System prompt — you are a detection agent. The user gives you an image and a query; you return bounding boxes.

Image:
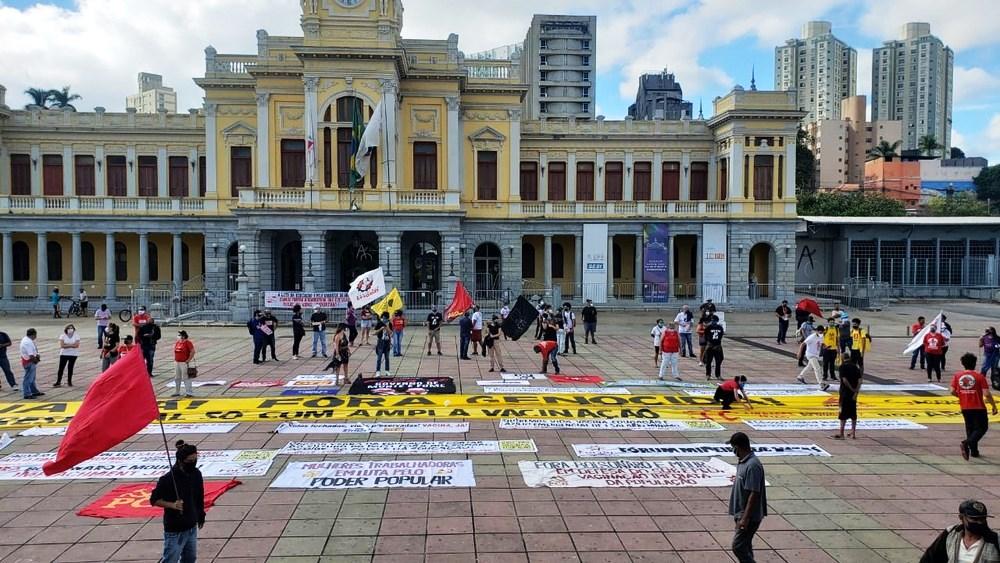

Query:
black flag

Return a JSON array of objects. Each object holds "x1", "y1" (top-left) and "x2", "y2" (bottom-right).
[{"x1": 501, "y1": 295, "x2": 537, "y2": 341}]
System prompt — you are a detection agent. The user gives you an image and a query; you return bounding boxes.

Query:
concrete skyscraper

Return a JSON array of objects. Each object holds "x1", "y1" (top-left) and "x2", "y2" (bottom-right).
[
  {"x1": 871, "y1": 22, "x2": 953, "y2": 154},
  {"x1": 521, "y1": 14, "x2": 596, "y2": 120},
  {"x1": 775, "y1": 21, "x2": 857, "y2": 123}
]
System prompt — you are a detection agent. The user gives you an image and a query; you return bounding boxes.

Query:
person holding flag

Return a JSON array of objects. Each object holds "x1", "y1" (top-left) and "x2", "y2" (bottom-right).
[{"x1": 150, "y1": 440, "x2": 205, "y2": 563}]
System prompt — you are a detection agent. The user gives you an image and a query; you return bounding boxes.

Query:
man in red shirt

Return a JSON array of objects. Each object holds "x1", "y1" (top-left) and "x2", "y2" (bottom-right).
[
  {"x1": 172, "y1": 331, "x2": 196, "y2": 398},
  {"x1": 714, "y1": 375, "x2": 752, "y2": 410},
  {"x1": 951, "y1": 352, "x2": 998, "y2": 460},
  {"x1": 923, "y1": 325, "x2": 946, "y2": 382},
  {"x1": 909, "y1": 316, "x2": 926, "y2": 370},
  {"x1": 132, "y1": 306, "x2": 152, "y2": 338},
  {"x1": 658, "y1": 322, "x2": 682, "y2": 381},
  {"x1": 534, "y1": 340, "x2": 559, "y2": 375}
]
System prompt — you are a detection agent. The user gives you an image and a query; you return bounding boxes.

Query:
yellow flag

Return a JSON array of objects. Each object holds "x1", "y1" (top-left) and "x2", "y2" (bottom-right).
[{"x1": 371, "y1": 288, "x2": 403, "y2": 317}]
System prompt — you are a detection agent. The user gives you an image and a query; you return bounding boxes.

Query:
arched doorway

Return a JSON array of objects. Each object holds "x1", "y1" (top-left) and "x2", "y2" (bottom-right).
[
  {"x1": 748, "y1": 242, "x2": 775, "y2": 299},
  {"x1": 279, "y1": 240, "x2": 302, "y2": 291},
  {"x1": 340, "y1": 234, "x2": 379, "y2": 290},
  {"x1": 474, "y1": 243, "x2": 501, "y2": 299},
  {"x1": 227, "y1": 243, "x2": 239, "y2": 291},
  {"x1": 409, "y1": 242, "x2": 440, "y2": 291}
]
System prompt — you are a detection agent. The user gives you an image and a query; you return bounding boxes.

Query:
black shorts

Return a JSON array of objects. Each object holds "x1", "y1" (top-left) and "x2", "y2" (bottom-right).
[{"x1": 838, "y1": 397, "x2": 857, "y2": 420}]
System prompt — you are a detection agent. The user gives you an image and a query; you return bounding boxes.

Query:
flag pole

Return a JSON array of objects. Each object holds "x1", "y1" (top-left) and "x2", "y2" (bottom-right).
[{"x1": 156, "y1": 414, "x2": 182, "y2": 501}]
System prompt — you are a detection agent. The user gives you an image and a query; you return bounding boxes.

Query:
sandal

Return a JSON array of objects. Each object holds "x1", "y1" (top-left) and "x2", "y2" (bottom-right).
[{"x1": 831, "y1": 434, "x2": 844, "y2": 440}]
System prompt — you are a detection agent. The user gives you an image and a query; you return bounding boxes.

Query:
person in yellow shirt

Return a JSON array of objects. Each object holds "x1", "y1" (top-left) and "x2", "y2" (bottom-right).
[
  {"x1": 821, "y1": 318, "x2": 840, "y2": 381},
  {"x1": 849, "y1": 318, "x2": 872, "y2": 372}
]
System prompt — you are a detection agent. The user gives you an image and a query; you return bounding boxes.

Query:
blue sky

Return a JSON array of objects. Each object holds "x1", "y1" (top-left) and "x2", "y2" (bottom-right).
[{"x1": 1, "y1": 0, "x2": 998, "y2": 161}]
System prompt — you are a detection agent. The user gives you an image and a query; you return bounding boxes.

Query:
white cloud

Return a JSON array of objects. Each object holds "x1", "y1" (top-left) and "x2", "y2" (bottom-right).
[
  {"x1": 951, "y1": 129, "x2": 967, "y2": 150},
  {"x1": 858, "y1": 0, "x2": 1000, "y2": 51},
  {"x1": 953, "y1": 66, "x2": 1000, "y2": 106}
]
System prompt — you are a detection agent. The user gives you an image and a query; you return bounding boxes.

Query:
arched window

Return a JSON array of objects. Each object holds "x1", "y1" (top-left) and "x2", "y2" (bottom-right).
[
  {"x1": 522, "y1": 243, "x2": 536, "y2": 278},
  {"x1": 47, "y1": 241, "x2": 62, "y2": 281},
  {"x1": 115, "y1": 242, "x2": 128, "y2": 282},
  {"x1": 552, "y1": 243, "x2": 565, "y2": 278},
  {"x1": 81, "y1": 241, "x2": 95, "y2": 281},
  {"x1": 148, "y1": 243, "x2": 159, "y2": 281},
  {"x1": 12, "y1": 241, "x2": 29, "y2": 281},
  {"x1": 182, "y1": 243, "x2": 191, "y2": 281}
]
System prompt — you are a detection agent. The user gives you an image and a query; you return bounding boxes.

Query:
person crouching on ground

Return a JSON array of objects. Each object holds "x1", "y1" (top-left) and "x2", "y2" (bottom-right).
[
  {"x1": 534, "y1": 340, "x2": 560, "y2": 375},
  {"x1": 658, "y1": 321, "x2": 682, "y2": 381},
  {"x1": 714, "y1": 375, "x2": 751, "y2": 410}
]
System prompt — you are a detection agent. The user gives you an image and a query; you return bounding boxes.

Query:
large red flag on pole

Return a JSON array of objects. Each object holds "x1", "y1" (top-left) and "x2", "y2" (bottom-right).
[
  {"x1": 445, "y1": 281, "x2": 474, "y2": 322},
  {"x1": 43, "y1": 348, "x2": 160, "y2": 476}
]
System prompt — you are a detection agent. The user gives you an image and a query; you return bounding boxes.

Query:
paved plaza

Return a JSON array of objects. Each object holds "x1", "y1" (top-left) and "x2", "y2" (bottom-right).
[{"x1": 0, "y1": 301, "x2": 997, "y2": 562}]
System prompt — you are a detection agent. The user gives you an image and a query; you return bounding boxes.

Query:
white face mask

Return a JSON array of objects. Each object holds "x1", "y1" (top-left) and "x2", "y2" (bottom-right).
[{"x1": 67, "y1": 329, "x2": 75, "y2": 336}]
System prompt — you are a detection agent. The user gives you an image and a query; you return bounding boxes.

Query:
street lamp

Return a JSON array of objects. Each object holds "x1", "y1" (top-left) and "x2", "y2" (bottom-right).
[
  {"x1": 306, "y1": 245, "x2": 314, "y2": 277},
  {"x1": 449, "y1": 246, "x2": 456, "y2": 277},
  {"x1": 384, "y1": 246, "x2": 391, "y2": 277},
  {"x1": 238, "y1": 244, "x2": 246, "y2": 274}
]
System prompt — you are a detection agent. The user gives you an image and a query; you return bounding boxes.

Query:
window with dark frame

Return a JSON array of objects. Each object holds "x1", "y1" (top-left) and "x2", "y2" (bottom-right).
[
  {"x1": 280, "y1": 139, "x2": 306, "y2": 187},
  {"x1": 47, "y1": 241, "x2": 62, "y2": 281},
  {"x1": 604, "y1": 161, "x2": 623, "y2": 201},
  {"x1": 662, "y1": 161, "x2": 680, "y2": 200},
  {"x1": 74, "y1": 155, "x2": 96, "y2": 196},
  {"x1": 137, "y1": 155, "x2": 157, "y2": 196},
  {"x1": 576, "y1": 161, "x2": 594, "y2": 201},
  {"x1": 168, "y1": 156, "x2": 189, "y2": 197},
  {"x1": 230, "y1": 147, "x2": 253, "y2": 196},
  {"x1": 413, "y1": 142, "x2": 438, "y2": 189},
  {"x1": 10, "y1": 154, "x2": 31, "y2": 195},
  {"x1": 12, "y1": 241, "x2": 29, "y2": 281},
  {"x1": 107, "y1": 156, "x2": 127, "y2": 197},
  {"x1": 519, "y1": 162, "x2": 538, "y2": 200},
  {"x1": 690, "y1": 162, "x2": 708, "y2": 200},
  {"x1": 548, "y1": 161, "x2": 566, "y2": 200},
  {"x1": 43, "y1": 155, "x2": 63, "y2": 196},
  {"x1": 633, "y1": 161, "x2": 651, "y2": 200},
  {"x1": 522, "y1": 243, "x2": 536, "y2": 278},
  {"x1": 477, "y1": 151, "x2": 498, "y2": 200},
  {"x1": 81, "y1": 241, "x2": 95, "y2": 281}
]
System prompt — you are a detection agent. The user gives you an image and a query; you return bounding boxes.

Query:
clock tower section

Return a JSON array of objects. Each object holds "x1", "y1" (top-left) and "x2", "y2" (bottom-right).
[{"x1": 300, "y1": 0, "x2": 403, "y2": 49}]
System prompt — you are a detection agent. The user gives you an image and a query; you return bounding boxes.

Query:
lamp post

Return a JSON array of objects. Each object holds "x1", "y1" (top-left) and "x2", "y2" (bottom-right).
[
  {"x1": 306, "y1": 246, "x2": 314, "y2": 277},
  {"x1": 448, "y1": 246, "x2": 456, "y2": 277},
  {"x1": 384, "y1": 246, "x2": 391, "y2": 277},
  {"x1": 238, "y1": 244, "x2": 246, "y2": 274}
]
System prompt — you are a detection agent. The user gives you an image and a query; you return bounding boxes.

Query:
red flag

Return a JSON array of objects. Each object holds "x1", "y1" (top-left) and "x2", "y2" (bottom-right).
[
  {"x1": 43, "y1": 348, "x2": 160, "y2": 476},
  {"x1": 445, "y1": 281, "x2": 474, "y2": 322},
  {"x1": 77, "y1": 479, "x2": 240, "y2": 519},
  {"x1": 795, "y1": 298, "x2": 824, "y2": 319}
]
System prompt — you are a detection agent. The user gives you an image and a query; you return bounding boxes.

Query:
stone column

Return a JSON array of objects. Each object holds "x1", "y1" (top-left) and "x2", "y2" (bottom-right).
[
  {"x1": 30, "y1": 145, "x2": 40, "y2": 196},
  {"x1": 446, "y1": 97, "x2": 461, "y2": 192},
  {"x1": 567, "y1": 153, "x2": 577, "y2": 201},
  {"x1": 746, "y1": 154, "x2": 756, "y2": 201},
  {"x1": 543, "y1": 235, "x2": 553, "y2": 292},
  {"x1": 126, "y1": 145, "x2": 137, "y2": 197},
  {"x1": 157, "y1": 147, "x2": 169, "y2": 197},
  {"x1": 300, "y1": 231, "x2": 327, "y2": 292},
  {"x1": 730, "y1": 142, "x2": 744, "y2": 200},
  {"x1": 71, "y1": 232, "x2": 82, "y2": 296},
  {"x1": 381, "y1": 79, "x2": 400, "y2": 188},
  {"x1": 36, "y1": 232, "x2": 48, "y2": 300},
  {"x1": 607, "y1": 235, "x2": 614, "y2": 296},
  {"x1": 256, "y1": 93, "x2": 270, "y2": 188},
  {"x1": 189, "y1": 147, "x2": 199, "y2": 196},
  {"x1": 63, "y1": 145, "x2": 74, "y2": 196},
  {"x1": 667, "y1": 234, "x2": 675, "y2": 300},
  {"x1": 105, "y1": 233, "x2": 116, "y2": 301},
  {"x1": 172, "y1": 233, "x2": 183, "y2": 294},
  {"x1": 652, "y1": 151, "x2": 663, "y2": 201},
  {"x1": 695, "y1": 235, "x2": 703, "y2": 299},
  {"x1": 595, "y1": 153, "x2": 606, "y2": 201},
  {"x1": 95, "y1": 145, "x2": 107, "y2": 196},
  {"x1": 574, "y1": 234, "x2": 583, "y2": 296},
  {"x1": 138, "y1": 232, "x2": 150, "y2": 287},
  {"x1": 378, "y1": 231, "x2": 402, "y2": 284},
  {"x1": 680, "y1": 151, "x2": 691, "y2": 200},
  {"x1": 624, "y1": 152, "x2": 634, "y2": 200},
  {"x1": 785, "y1": 137, "x2": 796, "y2": 199},
  {"x1": 204, "y1": 103, "x2": 217, "y2": 195},
  {"x1": 304, "y1": 78, "x2": 319, "y2": 186},
  {"x1": 634, "y1": 234, "x2": 643, "y2": 300},
  {"x1": 442, "y1": 232, "x2": 463, "y2": 307},
  {"x1": 508, "y1": 109, "x2": 521, "y2": 200},
  {"x1": 2, "y1": 232, "x2": 13, "y2": 301},
  {"x1": 539, "y1": 154, "x2": 549, "y2": 200}
]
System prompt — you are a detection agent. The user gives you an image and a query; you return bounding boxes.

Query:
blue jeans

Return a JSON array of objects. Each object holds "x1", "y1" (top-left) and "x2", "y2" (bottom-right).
[
  {"x1": 983, "y1": 352, "x2": 998, "y2": 376},
  {"x1": 548, "y1": 348, "x2": 560, "y2": 373},
  {"x1": 312, "y1": 330, "x2": 327, "y2": 356},
  {"x1": 392, "y1": 331, "x2": 403, "y2": 355},
  {"x1": 459, "y1": 334, "x2": 470, "y2": 358},
  {"x1": 22, "y1": 362, "x2": 39, "y2": 399},
  {"x1": 97, "y1": 325, "x2": 106, "y2": 349},
  {"x1": 376, "y1": 340, "x2": 391, "y2": 373},
  {"x1": 162, "y1": 526, "x2": 197, "y2": 563},
  {"x1": 679, "y1": 333, "x2": 694, "y2": 357},
  {"x1": 0, "y1": 355, "x2": 16, "y2": 387}
]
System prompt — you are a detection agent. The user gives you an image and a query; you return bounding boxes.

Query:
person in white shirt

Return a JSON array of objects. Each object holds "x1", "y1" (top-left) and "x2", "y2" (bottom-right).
[
  {"x1": 95, "y1": 304, "x2": 112, "y2": 349},
  {"x1": 79, "y1": 289, "x2": 89, "y2": 315},
  {"x1": 56, "y1": 324, "x2": 81, "y2": 387},
  {"x1": 499, "y1": 302, "x2": 511, "y2": 340},
  {"x1": 798, "y1": 326, "x2": 830, "y2": 391},
  {"x1": 19, "y1": 329, "x2": 42, "y2": 400},
  {"x1": 674, "y1": 305, "x2": 695, "y2": 358},
  {"x1": 471, "y1": 306, "x2": 484, "y2": 357},
  {"x1": 650, "y1": 319, "x2": 665, "y2": 369},
  {"x1": 562, "y1": 303, "x2": 577, "y2": 354}
]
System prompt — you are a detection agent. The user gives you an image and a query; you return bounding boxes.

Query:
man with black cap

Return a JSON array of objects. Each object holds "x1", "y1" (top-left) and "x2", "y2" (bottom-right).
[
  {"x1": 426, "y1": 305, "x2": 443, "y2": 356},
  {"x1": 921, "y1": 500, "x2": 1000, "y2": 562},
  {"x1": 150, "y1": 440, "x2": 205, "y2": 563},
  {"x1": 727, "y1": 431, "x2": 767, "y2": 563}
]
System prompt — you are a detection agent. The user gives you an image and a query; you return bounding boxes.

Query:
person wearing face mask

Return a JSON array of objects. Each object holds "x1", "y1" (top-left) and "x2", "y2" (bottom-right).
[
  {"x1": 920, "y1": 500, "x2": 1000, "y2": 563},
  {"x1": 924, "y1": 324, "x2": 947, "y2": 382},
  {"x1": 650, "y1": 319, "x2": 665, "y2": 369},
  {"x1": 657, "y1": 322, "x2": 681, "y2": 381},
  {"x1": 727, "y1": 431, "x2": 767, "y2": 563},
  {"x1": 132, "y1": 305, "x2": 151, "y2": 339},
  {"x1": 94, "y1": 303, "x2": 111, "y2": 350},
  {"x1": 138, "y1": 317, "x2": 162, "y2": 377},
  {"x1": 951, "y1": 353, "x2": 998, "y2": 461},
  {"x1": 54, "y1": 324, "x2": 81, "y2": 387},
  {"x1": 373, "y1": 312, "x2": 392, "y2": 376},
  {"x1": 150, "y1": 440, "x2": 205, "y2": 563},
  {"x1": 173, "y1": 331, "x2": 196, "y2": 398}
]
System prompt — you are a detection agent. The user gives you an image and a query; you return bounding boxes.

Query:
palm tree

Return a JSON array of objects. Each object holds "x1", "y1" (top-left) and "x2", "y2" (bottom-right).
[
  {"x1": 48, "y1": 87, "x2": 82, "y2": 111},
  {"x1": 918, "y1": 134, "x2": 943, "y2": 157},
  {"x1": 24, "y1": 87, "x2": 54, "y2": 109},
  {"x1": 867, "y1": 140, "x2": 901, "y2": 161}
]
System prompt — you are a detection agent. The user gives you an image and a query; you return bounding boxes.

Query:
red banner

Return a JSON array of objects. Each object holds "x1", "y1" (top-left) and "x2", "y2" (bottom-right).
[
  {"x1": 77, "y1": 479, "x2": 241, "y2": 519},
  {"x1": 548, "y1": 374, "x2": 605, "y2": 385}
]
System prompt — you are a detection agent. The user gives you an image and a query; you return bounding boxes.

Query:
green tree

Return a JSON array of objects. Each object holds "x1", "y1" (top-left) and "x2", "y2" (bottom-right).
[
  {"x1": 974, "y1": 164, "x2": 1000, "y2": 208},
  {"x1": 918, "y1": 134, "x2": 943, "y2": 157},
  {"x1": 23, "y1": 87, "x2": 54, "y2": 108},
  {"x1": 867, "y1": 140, "x2": 901, "y2": 161},
  {"x1": 797, "y1": 191, "x2": 906, "y2": 217},
  {"x1": 950, "y1": 146, "x2": 966, "y2": 159},
  {"x1": 795, "y1": 128, "x2": 816, "y2": 193},
  {"x1": 48, "y1": 87, "x2": 81, "y2": 111},
  {"x1": 928, "y1": 192, "x2": 989, "y2": 216}
]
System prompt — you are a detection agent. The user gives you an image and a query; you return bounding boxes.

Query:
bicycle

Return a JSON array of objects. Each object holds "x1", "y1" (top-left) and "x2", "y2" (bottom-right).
[
  {"x1": 118, "y1": 307, "x2": 132, "y2": 323},
  {"x1": 66, "y1": 298, "x2": 84, "y2": 317}
]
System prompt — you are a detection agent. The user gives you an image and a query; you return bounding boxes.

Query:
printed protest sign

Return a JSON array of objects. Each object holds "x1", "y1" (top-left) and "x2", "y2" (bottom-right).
[
  {"x1": 498, "y1": 418, "x2": 724, "y2": 431},
  {"x1": 77, "y1": 479, "x2": 240, "y2": 518},
  {"x1": 519, "y1": 458, "x2": 736, "y2": 488},
  {"x1": 573, "y1": 443, "x2": 831, "y2": 458},
  {"x1": 286, "y1": 375, "x2": 339, "y2": 388},
  {"x1": 278, "y1": 439, "x2": 536, "y2": 455},
  {"x1": 744, "y1": 419, "x2": 927, "y2": 431},
  {"x1": 482, "y1": 386, "x2": 630, "y2": 395},
  {"x1": 274, "y1": 422, "x2": 469, "y2": 434},
  {"x1": 0, "y1": 449, "x2": 277, "y2": 480},
  {"x1": 548, "y1": 374, "x2": 604, "y2": 385},
  {"x1": 20, "y1": 423, "x2": 239, "y2": 437},
  {"x1": 684, "y1": 388, "x2": 830, "y2": 397},
  {"x1": 230, "y1": 380, "x2": 285, "y2": 389},
  {"x1": 500, "y1": 373, "x2": 548, "y2": 381},
  {"x1": 271, "y1": 460, "x2": 475, "y2": 489},
  {"x1": 281, "y1": 388, "x2": 340, "y2": 396},
  {"x1": 476, "y1": 380, "x2": 529, "y2": 386},
  {"x1": 162, "y1": 380, "x2": 227, "y2": 389},
  {"x1": 349, "y1": 377, "x2": 456, "y2": 395}
]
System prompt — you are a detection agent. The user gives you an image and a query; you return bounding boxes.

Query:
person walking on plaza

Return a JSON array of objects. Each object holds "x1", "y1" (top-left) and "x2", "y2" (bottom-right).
[
  {"x1": 714, "y1": 375, "x2": 751, "y2": 410},
  {"x1": 696, "y1": 318, "x2": 707, "y2": 366},
  {"x1": 980, "y1": 327, "x2": 1000, "y2": 377},
  {"x1": 19, "y1": 329, "x2": 42, "y2": 400},
  {"x1": 54, "y1": 323, "x2": 81, "y2": 387},
  {"x1": 94, "y1": 304, "x2": 111, "y2": 349},
  {"x1": 0, "y1": 330, "x2": 17, "y2": 390},
  {"x1": 426, "y1": 305, "x2": 443, "y2": 356},
  {"x1": 658, "y1": 322, "x2": 682, "y2": 381},
  {"x1": 850, "y1": 318, "x2": 871, "y2": 372},
  {"x1": 345, "y1": 303, "x2": 358, "y2": 346},
  {"x1": 796, "y1": 316, "x2": 815, "y2": 367},
  {"x1": 833, "y1": 353, "x2": 862, "y2": 440},
  {"x1": 359, "y1": 306, "x2": 373, "y2": 346},
  {"x1": 79, "y1": 288, "x2": 88, "y2": 316},
  {"x1": 150, "y1": 440, "x2": 205, "y2": 563},
  {"x1": 821, "y1": 318, "x2": 839, "y2": 381},
  {"x1": 728, "y1": 431, "x2": 767, "y2": 563},
  {"x1": 941, "y1": 315, "x2": 954, "y2": 371},
  {"x1": 555, "y1": 313, "x2": 566, "y2": 357},
  {"x1": 247, "y1": 310, "x2": 264, "y2": 364},
  {"x1": 838, "y1": 313, "x2": 852, "y2": 354},
  {"x1": 373, "y1": 312, "x2": 392, "y2": 376},
  {"x1": 582, "y1": 299, "x2": 598, "y2": 344},
  {"x1": 261, "y1": 309, "x2": 279, "y2": 361},
  {"x1": 925, "y1": 324, "x2": 947, "y2": 382},
  {"x1": 331, "y1": 323, "x2": 351, "y2": 385},
  {"x1": 486, "y1": 315, "x2": 505, "y2": 372},
  {"x1": 797, "y1": 326, "x2": 830, "y2": 391},
  {"x1": 458, "y1": 310, "x2": 473, "y2": 360},
  {"x1": 562, "y1": 303, "x2": 577, "y2": 354},
  {"x1": 50, "y1": 287, "x2": 62, "y2": 318},
  {"x1": 704, "y1": 315, "x2": 725, "y2": 381},
  {"x1": 534, "y1": 300, "x2": 546, "y2": 339},
  {"x1": 290, "y1": 304, "x2": 306, "y2": 360},
  {"x1": 675, "y1": 305, "x2": 695, "y2": 358},
  {"x1": 952, "y1": 353, "x2": 998, "y2": 461},
  {"x1": 172, "y1": 331, "x2": 195, "y2": 398},
  {"x1": 920, "y1": 500, "x2": 1000, "y2": 563},
  {"x1": 910, "y1": 316, "x2": 927, "y2": 370},
  {"x1": 138, "y1": 317, "x2": 161, "y2": 376},
  {"x1": 391, "y1": 310, "x2": 406, "y2": 357},
  {"x1": 100, "y1": 323, "x2": 121, "y2": 372},
  {"x1": 500, "y1": 301, "x2": 511, "y2": 340},
  {"x1": 470, "y1": 305, "x2": 484, "y2": 357},
  {"x1": 700, "y1": 298, "x2": 717, "y2": 316},
  {"x1": 775, "y1": 300, "x2": 792, "y2": 344},
  {"x1": 650, "y1": 318, "x2": 665, "y2": 369},
  {"x1": 310, "y1": 305, "x2": 328, "y2": 358}
]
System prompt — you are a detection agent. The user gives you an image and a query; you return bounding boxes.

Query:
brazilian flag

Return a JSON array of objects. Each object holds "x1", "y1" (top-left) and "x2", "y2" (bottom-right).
[{"x1": 349, "y1": 100, "x2": 365, "y2": 189}]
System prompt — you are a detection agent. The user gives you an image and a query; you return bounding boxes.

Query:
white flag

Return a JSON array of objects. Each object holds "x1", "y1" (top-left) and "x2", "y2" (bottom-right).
[
  {"x1": 354, "y1": 98, "x2": 384, "y2": 180},
  {"x1": 348, "y1": 267, "x2": 387, "y2": 308},
  {"x1": 903, "y1": 311, "x2": 942, "y2": 356}
]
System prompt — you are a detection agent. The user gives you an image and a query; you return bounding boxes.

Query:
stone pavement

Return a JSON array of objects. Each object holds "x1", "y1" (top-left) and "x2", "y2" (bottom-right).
[{"x1": 0, "y1": 300, "x2": 997, "y2": 562}]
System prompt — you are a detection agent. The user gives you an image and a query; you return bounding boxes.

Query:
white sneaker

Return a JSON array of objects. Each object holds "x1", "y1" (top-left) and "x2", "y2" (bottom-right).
[
  {"x1": 796, "y1": 376, "x2": 806, "y2": 384},
  {"x1": 292, "y1": 355, "x2": 299, "y2": 360},
  {"x1": 698, "y1": 362, "x2": 704, "y2": 367}
]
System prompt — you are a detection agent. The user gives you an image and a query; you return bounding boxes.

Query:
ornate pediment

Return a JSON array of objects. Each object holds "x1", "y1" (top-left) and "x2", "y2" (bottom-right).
[
  {"x1": 468, "y1": 126, "x2": 506, "y2": 151},
  {"x1": 222, "y1": 122, "x2": 257, "y2": 146}
]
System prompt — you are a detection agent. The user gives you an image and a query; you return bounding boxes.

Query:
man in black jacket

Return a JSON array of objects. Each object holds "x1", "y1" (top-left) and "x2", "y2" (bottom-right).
[
  {"x1": 137, "y1": 317, "x2": 162, "y2": 376},
  {"x1": 921, "y1": 500, "x2": 1000, "y2": 562},
  {"x1": 150, "y1": 440, "x2": 205, "y2": 563}
]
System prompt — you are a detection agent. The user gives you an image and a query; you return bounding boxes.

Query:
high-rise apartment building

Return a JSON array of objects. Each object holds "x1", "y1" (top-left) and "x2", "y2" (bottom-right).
[
  {"x1": 125, "y1": 72, "x2": 177, "y2": 113},
  {"x1": 775, "y1": 21, "x2": 857, "y2": 123},
  {"x1": 627, "y1": 71, "x2": 693, "y2": 120},
  {"x1": 521, "y1": 15, "x2": 596, "y2": 120},
  {"x1": 807, "y1": 95, "x2": 902, "y2": 188},
  {"x1": 871, "y1": 22, "x2": 953, "y2": 153}
]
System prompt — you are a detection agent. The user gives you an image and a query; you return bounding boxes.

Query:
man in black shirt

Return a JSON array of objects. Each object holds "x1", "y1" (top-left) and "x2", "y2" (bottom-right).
[
  {"x1": 0, "y1": 331, "x2": 18, "y2": 389},
  {"x1": 581, "y1": 299, "x2": 598, "y2": 344},
  {"x1": 137, "y1": 318, "x2": 161, "y2": 376},
  {"x1": 150, "y1": 440, "x2": 205, "y2": 563},
  {"x1": 704, "y1": 315, "x2": 725, "y2": 381},
  {"x1": 310, "y1": 306, "x2": 328, "y2": 358},
  {"x1": 699, "y1": 299, "x2": 717, "y2": 315},
  {"x1": 426, "y1": 305, "x2": 443, "y2": 356},
  {"x1": 458, "y1": 310, "x2": 472, "y2": 360},
  {"x1": 775, "y1": 300, "x2": 792, "y2": 344}
]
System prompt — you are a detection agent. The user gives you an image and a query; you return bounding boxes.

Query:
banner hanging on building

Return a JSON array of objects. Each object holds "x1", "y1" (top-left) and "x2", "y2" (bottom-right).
[
  {"x1": 702, "y1": 223, "x2": 728, "y2": 303},
  {"x1": 77, "y1": 479, "x2": 241, "y2": 519},
  {"x1": 642, "y1": 224, "x2": 669, "y2": 303},
  {"x1": 270, "y1": 460, "x2": 475, "y2": 489},
  {"x1": 582, "y1": 223, "x2": 609, "y2": 303},
  {"x1": 264, "y1": 292, "x2": 350, "y2": 310},
  {"x1": 278, "y1": 439, "x2": 536, "y2": 456},
  {"x1": 519, "y1": 458, "x2": 736, "y2": 488},
  {"x1": 572, "y1": 443, "x2": 831, "y2": 458},
  {"x1": 274, "y1": 422, "x2": 469, "y2": 434}
]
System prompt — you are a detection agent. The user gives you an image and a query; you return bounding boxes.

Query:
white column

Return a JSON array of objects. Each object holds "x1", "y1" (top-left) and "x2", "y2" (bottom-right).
[
  {"x1": 508, "y1": 109, "x2": 521, "y2": 200},
  {"x1": 189, "y1": 147, "x2": 199, "y2": 196},
  {"x1": 95, "y1": 145, "x2": 106, "y2": 196},
  {"x1": 595, "y1": 153, "x2": 606, "y2": 201},
  {"x1": 157, "y1": 147, "x2": 168, "y2": 197},
  {"x1": 624, "y1": 152, "x2": 634, "y2": 200},
  {"x1": 652, "y1": 151, "x2": 663, "y2": 201},
  {"x1": 0, "y1": 147, "x2": 10, "y2": 196},
  {"x1": 256, "y1": 93, "x2": 270, "y2": 188},
  {"x1": 36, "y1": 232, "x2": 48, "y2": 299},
  {"x1": 381, "y1": 79, "x2": 400, "y2": 188},
  {"x1": 607, "y1": 235, "x2": 614, "y2": 291},
  {"x1": 574, "y1": 234, "x2": 583, "y2": 289},
  {"x1": 138, "y1": 232, "x2": 149, "y2": 287},
  {"x1": 785, "y1": 139, "x2": 796, "y2": 199},
  {"x1": 543, "y1": 235, "x2": 553, "y2": 290},
  {"x1": 30, "y1": 145, "x2": 41, "y2": 196},
  {"x1": 680, "y1": 151, "x2": 691, "y2": 200},
  {"x1": 634, "y1": 234, "x2": 643, "y2": 299},
  {"x1": 567, "y1": 152, "x2": 577, "y2": 201},
  {"x1": 63, "y1": 145, "x2": 74, "y2": 196},
  {"x1": 2, "y1": 232, "x2": 13, "y2": 300},
  {"x1": 707, "y1": 155, "x2": 717, "y2": 200},
  {"x1": 730, "y1": 142, "x2": 744, "y2": 200},
  {"x1": 71, "y1": 232, "x2": 82, "y2": 296},
  {"x1": 539, "y1": 154, "x2": 549, "y2": 200},
  {"x1": 172, "y1": 233, "x2": 183, "y2": 293},
  {"x1": 447, "y1": 96, "x2": 461, "y2": 192},
  {"x1": 126, "y1": 145, "x2": 137, "y2": 197},
  {"x1": 204, "y1": 103, "x2": 217, "y2": 195},
  {"x1": 304, "y1": 77, "x2": 318, "y2": 186},
  {"x1": 105, "y1": 233, "x2": 115, "y2": 300}
]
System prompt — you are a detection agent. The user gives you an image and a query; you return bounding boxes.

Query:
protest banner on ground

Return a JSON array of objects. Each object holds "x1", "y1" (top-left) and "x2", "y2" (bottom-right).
[
  {"x1": 0, "y1": 449, "x2": 277, "y2": 480},
  {"x1": 482, "y1": 386, "x2": 630, "y2": 395},
  {"x1": 162, "y1": 380, "x2": 227, "y2": 389},
  {"x1": 286, "y1": 375, "x2": 339, "y2": 388},
  {"x1": 603, "y1": 379, "x2": 703, "y2": 387},
  {"x1": 498, "y1": 418, "x2": 724, "y2": 431},
  {"x1": 547, "y1": 375, "x2": 604, "y2": 385},
  {"x1": 476, "y1": 380, "x2": 529, "y2": 386},
  {"x1": 500, "y1": 373, "x2": 548, "y2": 381},
  {"x1": 744, "y1": 419, "x2": 927, "y2": 431},
  {"x1": 271, "y1": 460, "x2": 475, "y2": 489},
  {"x1": 19, "y1": 423, "x2": 238, "y2": 437},
  {"x1": 349, "y1": 377, "x2": 456, "y2": 395},
  {"x1": 573, "y1": 443, "x2": 831, "y2": 458},
  {"x1": 281, "y1": 388, "x2": 340, "y2": 396},
  {"x1": 230, "y1": 380, "x2": 285, "y2": 389},
  {"x1": 278, "y1": 439, "x2": 536, "y2": 455},
  {"x1": 519, "y1": 458, "x2": 736, "y2": 488},
  {"x1": 0, "y1": 434, "x2": 11, "y2": 450},
  {"x1": 684, "y1": 388, "x2": 830, "y2": 397},
  {"x1": 77, "y1": 479, "x2": 241, "y2": 518},
  {"x1": 274, "y1": 422, "x2": 469, "y2": 434},
  {"x1": 264, "y1": 291, "x2": 350, "y2": 310}
]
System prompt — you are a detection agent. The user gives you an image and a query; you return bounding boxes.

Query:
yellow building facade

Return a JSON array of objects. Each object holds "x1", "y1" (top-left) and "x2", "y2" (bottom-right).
[{"x1": 0, "y1": 0, "x2": 801, "y2": 313}]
